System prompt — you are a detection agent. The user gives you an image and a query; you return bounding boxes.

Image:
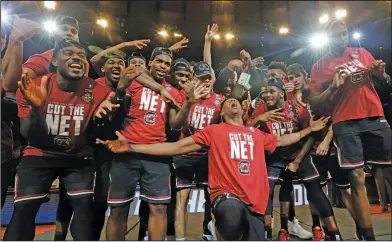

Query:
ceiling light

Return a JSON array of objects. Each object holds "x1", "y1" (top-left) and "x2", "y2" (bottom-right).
[
  {"x1": 44, "y1": 1, "x2": 56, "y2": 10},
  {"x1": 225, "y1": 33, "x2": 234, "y2": 40},
  {"x1": 158, "y1": 30, "x2": 169, "y2": 38},
  {"x1": 335, "y1": 9, "x2": 347, "y2": 20},
  {"x1": 97, "y1": 19, "x2": 108, "y2": 28},
  {"x1": 319, "y1": 14, "x2": 329, "y2": 24}
]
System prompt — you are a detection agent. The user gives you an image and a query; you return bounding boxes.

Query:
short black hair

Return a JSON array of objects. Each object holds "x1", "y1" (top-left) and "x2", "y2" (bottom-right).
[
  {"x1": 268, "y1": 61, "x2": 287, "y2": 74},
  {"x1": 55, "y1": 15, "x2": 79, "y2": 30}
]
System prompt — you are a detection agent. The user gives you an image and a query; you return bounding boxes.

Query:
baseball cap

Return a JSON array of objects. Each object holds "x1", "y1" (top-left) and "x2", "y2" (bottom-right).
[
  {"x1": 287, "y1": 63, "x2": 307, "y2": 76},
  {"x1": 149, "y1": 47, "x2": 173, "y2": 62},
  {"x1": 49, "y1": 38, "x2": 86, "y2": 72},
  {"x1": 128, "y1": 52, "x2": 146, "y2": 65},
  {"x1": 193, "y1": 61, "x2": 213, "y2": 78},
  {"x1": 171, "y1": 58, "x2": 191, "y2": 73},
  {"x1": 266, "y1": 78, "x2": 287, "y2": 101},
  {"x1": 55, "y1": 15, "x2": 79, "y2": 31}
]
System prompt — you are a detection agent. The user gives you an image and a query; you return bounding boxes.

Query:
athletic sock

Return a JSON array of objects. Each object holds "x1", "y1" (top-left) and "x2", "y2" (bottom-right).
[
  {"x1": 311, "y1": 214, "x2": 321, "y2": 228},
  {"x1": 265, "y1": 226, "x2": 272, "y2": 240},
  {"x1": 176, "y1": 237, "x2": 186, "y2": 241},
  {"x1": 358, "y1": 227, "x2": 375, "y2": 241},
  {"x1": 323, "y1": 226, "x2": 329, "y2": 234},
  {"x1": 280, "y1": 215, "x2": 289, "y2": 231},
  {"x1": 288, "y1": 202, "x2": 296, "y2": 221},
  {"x1": 54, "y1": 233, "x2": 67, "y2": 241}
]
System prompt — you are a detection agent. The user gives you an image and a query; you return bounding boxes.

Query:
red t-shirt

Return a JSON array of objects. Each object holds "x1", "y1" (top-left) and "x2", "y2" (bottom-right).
[
  {"x1": 120, "y1": 80, "x2": 181, "y2": 144},
  {"x1": 95, "y1": 77, "x2": 116, "y2": 91},
  {"x1": 191, "y1": 123, "x2": 276, "y2": 215},
  {"x1": 309, "y1": 47, "x2": 383, "y2": 124},
  {"x1": 180, "y1": 92, "x2": 224, "y2": 155},
  {"x1": 23, "y1": 49, "x2": 90, "y2": 77},
  {"x1": 251, "y1": 101, "x2": 310, "y2": 160},
  {"x1": 16, "y1": 73, "x2": 110, "y2": 157}
]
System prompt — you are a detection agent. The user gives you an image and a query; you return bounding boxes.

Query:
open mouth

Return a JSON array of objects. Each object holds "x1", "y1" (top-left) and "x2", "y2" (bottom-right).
[
  {"x1": 111, "y1": 69, "x2": 121, "y2": 79},
  {"x1": 68, "y1": 63, "x2": 83, "y2": 72}
]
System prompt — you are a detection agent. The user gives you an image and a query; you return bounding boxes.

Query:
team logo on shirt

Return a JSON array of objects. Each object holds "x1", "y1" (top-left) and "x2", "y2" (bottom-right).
[
  {"x1": 82, "y1": 84, "x2": 94, "y2": 103},
  {"x1": 337, "y1": 59, "x2": 367, "y2": 84},
  {"x1": 144, "y1": 111, "x2": 157, "y2": 125},
  {"x1": 238, "y1": 160, "x2": 250, "y2": 175},
  {"x1": 165, "y1": 84, "x2": 172, "y2": 91},
  {"x1": 54, "y1": 136, "x2": 72, "y2": 149}
]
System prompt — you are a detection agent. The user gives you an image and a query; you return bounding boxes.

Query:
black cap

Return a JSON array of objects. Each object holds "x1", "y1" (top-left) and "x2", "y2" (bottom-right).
[
  {"x1": 171, "y1": 58, "x2": 191, "y2": 73},
  {"x1": 100, "y1": 53, "x2": 125, "y2": 67},
  {"x1": 193, "y1": 61, "x2": 213, "y2": 78},
  {"x1": 287, "y1": 63, "x2": 307, "y2": 76},
  {"x1": 55, "y1": 15, "x2": 79, "y2": 31},
  {"x1": 128, "y1": 52, "x2": 146, "y2": 65},
  {"x1": 149, "y1": 47, "x2": 173, "y2": 62},
  {"x1": 266, "y1": 78, "x2": 287, "y2": 101},
  {"x1": 49, "y1": 39, "x2": 86, "y2": 72}
]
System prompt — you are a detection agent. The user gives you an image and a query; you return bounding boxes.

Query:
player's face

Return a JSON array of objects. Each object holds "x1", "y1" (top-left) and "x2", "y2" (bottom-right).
[
  {"x1": 54, "y1": 24, "x2": 79, "y2": 43},
  {"x1": 329, "y1": 23, "x2": 349, "y2": 50},
  {"x1": 287, "y1": 72, "x2": 305, "y2": 89},
  {"x1": 54, "y1": 45, "x2": 87, "y2": 80},
  {"x1": 173, "y1": 70, "x2": 191, "y2": 87},
  {"x1": 194, "y1": 74, "x2": 213, "y2": 93},
  {"x1": 129, "y1": 57, "x2": 146, "y2": 70},
  {"x1": 149, "y1": 54, "x2": 172, "y2": 81},
  {"x1": 264, "y1": 86, "x2": 284, "y2": 107},
  {"x1": 268, "y1": 69, "x2": 286, "y2": 80},
  {"x1": 102, "y1": 57, "x2": 125, "y2": 83},
  {"x1": 221, "y1": 98, "x2": 243, "y2": 118}
]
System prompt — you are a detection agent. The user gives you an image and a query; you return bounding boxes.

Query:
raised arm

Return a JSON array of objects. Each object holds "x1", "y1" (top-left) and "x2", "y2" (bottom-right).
[
  {"x1": 204, "y1": 24, "x2": 219, "y2": 67},
  {"x1": 90, "y1": 39, "x2": 150, "y2": 75},
  {"x1": 96, "y1": 131, "x2": 202, "y2": 156},
  {"x1": 2, "y1": 18, "x2": 42, "y2": 92}
]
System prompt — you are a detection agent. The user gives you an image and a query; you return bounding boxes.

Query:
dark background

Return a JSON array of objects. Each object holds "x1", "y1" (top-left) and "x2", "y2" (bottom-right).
[{"x1": 1, "y1": 1, "x2": 391, "y2": 79}]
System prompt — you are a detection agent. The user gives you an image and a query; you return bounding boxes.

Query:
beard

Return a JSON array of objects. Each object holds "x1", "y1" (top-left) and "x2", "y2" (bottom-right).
[{"x1": 59, "y1": 68, "x2": 85, "y2": 81}]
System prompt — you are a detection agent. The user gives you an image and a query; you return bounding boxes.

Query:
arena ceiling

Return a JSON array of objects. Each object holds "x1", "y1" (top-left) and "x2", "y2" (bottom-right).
[{"x1": 1, "y1": 1, "x2": 391, "y2": 77}]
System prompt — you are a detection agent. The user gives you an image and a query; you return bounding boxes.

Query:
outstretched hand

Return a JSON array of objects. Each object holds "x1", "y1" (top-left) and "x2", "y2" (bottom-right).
[
  {"x1": 95, "y1": 92, "x2": 120, "y2": 119},
  {"x1": 96, "y1": 131, "x2": 131, "y2": 153},
  {"x1": 18, "y1": 73, "x2": 48, "y2": 107},
  {"x1": 309, "y1": 116, "x2": 330, "y2": 132}
]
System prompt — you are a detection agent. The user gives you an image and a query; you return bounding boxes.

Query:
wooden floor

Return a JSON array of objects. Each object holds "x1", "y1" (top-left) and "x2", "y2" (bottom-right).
[{"x1": 2, "y1": 204, "x2": 390, "y2": 241}]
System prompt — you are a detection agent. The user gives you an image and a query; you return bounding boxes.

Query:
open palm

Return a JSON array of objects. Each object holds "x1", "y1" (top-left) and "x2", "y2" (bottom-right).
[{"x1": 18, "y1": 74, "x2": 48, "y2": 107}]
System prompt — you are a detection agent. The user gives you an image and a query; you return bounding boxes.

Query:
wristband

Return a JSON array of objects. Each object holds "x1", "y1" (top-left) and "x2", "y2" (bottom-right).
[{"x1": 113, "y1": 90, "x2": 126, "y2": 105}]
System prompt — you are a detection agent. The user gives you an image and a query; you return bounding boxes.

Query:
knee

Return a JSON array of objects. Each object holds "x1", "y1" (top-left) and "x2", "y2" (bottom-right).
[
  {"x1": 348, "y1": 169, "x2": 366, "y2": 188},
  {"x1": 71, "y1": 196, "x2": 92, "y2": 209},
  {"x1": 177, "y1": 190, "x2": 190, "y2": 209},
  {"x1": 149, "y1": 204, "x2": 167, "y2": 217},
  {"x1": 109, "y1": 205, "x2": 130, "y2": 221}
]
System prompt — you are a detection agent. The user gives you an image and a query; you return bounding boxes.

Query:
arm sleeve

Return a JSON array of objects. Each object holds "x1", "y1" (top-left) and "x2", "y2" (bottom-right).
[
  {"x1": 190, "y1": 125, "x2": 212, "y2": 147},
  {"x1": 23, "y1": 55, "x2": 50, "y2": 77},
  {"x1": 16, "y1": 89, "x2": 31, "y2": 119},
  {"x1": 259, "y1": 130, "x2": 278, "y2": 153}
]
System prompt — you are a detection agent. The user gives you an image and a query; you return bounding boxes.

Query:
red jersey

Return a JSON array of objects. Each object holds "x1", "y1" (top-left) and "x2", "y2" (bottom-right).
[
  {"x1": 95, "y1": 77, "x2": 116, "y2": 91},
  {"x1": 180, "y1": 93, "x2": 224, "y2": 155},
  {"x1": 251, "y1": 101, "x2": 310, "y2": 160},
  {"x1": 191, "y1": 123, "x2": 277, "y2": 215},
  {"x1": 16, "y1": 73, "x2": 110, "y2": 157},
  {"x1": 120, "y1": 80, "x2": 181, "y2": 144},
  {"x1": 309, "y1": 47, "x2": 383, "y2": 124},
  {"x1": 23, "y1": 49, "x2": 90, "y2": 77}
]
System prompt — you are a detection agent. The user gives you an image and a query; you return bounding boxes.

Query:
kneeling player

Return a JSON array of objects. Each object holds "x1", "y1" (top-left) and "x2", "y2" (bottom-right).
[{"x1": 97, "y1": 97, "x2": 329, "y2": 240}]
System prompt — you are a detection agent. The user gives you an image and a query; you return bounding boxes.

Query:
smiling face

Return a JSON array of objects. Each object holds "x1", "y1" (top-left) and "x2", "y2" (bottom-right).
[
  {"x1": 101, "y1": 57, "x2": 125, "y2": 83},
  {"x1": 149, "y1": 54, "x2": 172, "y2": 81},
  {"x1": 172, "y1": 70, "x2": 192, "y2": 87},
  {"x1": 264, "y1": 86, "x2": 284, "y2": 108},
  {"x1": 193, "y1": 74, "x2": 213, "y2": 94},
  {"x1": 52, "y1": 45, "x2": 87, "y2": 81}
]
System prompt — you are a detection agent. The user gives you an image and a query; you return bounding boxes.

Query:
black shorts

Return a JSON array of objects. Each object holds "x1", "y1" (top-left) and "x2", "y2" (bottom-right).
[
  {"x1": 267, "y1": 155, "x2": 320, "y2": 183},
  {"x1": 333, "y1": 117, "x2": 392, "y2": 169},
  {"x1": 212, "y1": 193, "x2": 265, "y2": 240},
  {"x1": 14, "y1": 156, "x2": 95, "y2": 203},
  {"x1": 108, "y1": 153, "x2": 171, "y2": 206},
  {"x1": 173, "y1": 155, "x2": 208, "y2": 189}
]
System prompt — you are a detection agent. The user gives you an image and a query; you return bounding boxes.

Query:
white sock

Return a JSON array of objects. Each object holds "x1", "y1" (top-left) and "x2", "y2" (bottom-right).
[{"x1": 176, "y1": 237, "x2": 186, "y2": 241}]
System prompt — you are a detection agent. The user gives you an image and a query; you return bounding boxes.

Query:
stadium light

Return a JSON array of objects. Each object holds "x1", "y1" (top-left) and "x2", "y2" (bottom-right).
[
  {"x1": 158, "y1": 30, "x2": 169, "y2": 38},
  {"x1": 44, "y1": 1, "x2": 56, "y2": 10},
  {"x1": 335, "y1": 9, "x2": 347, "y2": 20},
  {"x1": 173, "y1": 32, "x2": 182, "y2": 38},
  {"x1": 319, "y1": 14, "x2": 329, "y2": 24},
  {"x1": 310, "y1": 33, "x2": 329, "y2": 48},
  {"x1": 1, "y1": 10, "x2": 9, "y2": 22},
  {"x1": 44, "y1": 20, "x2": 58, "y2": 33},
  {"x1": 352, "y1": 32, "x2": 361, "y2": 40},
  {"x1": 96, "y1": 19, "x2": 108, "y2": 28},
  {"x1": 279, "y1": 27, "x2": 289, "y2": 35},
  {"x1": 225, "y1": 33, "x2": 234, "y2": 40},
  {"x1": 213, "y1": 34, "x2": 220, "y2": 40}
]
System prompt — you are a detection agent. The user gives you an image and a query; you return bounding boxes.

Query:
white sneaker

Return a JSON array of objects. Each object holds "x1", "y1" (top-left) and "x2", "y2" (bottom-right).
[
  {"x1": 143, "y1": 232, "x2": 148, "y2": 241},
  {"x1": 287, "y1": 218, "x2": 312, "y2": 239},
  {"x1": 207, "y1": 221, "x2": 217, "y2": 241}
]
